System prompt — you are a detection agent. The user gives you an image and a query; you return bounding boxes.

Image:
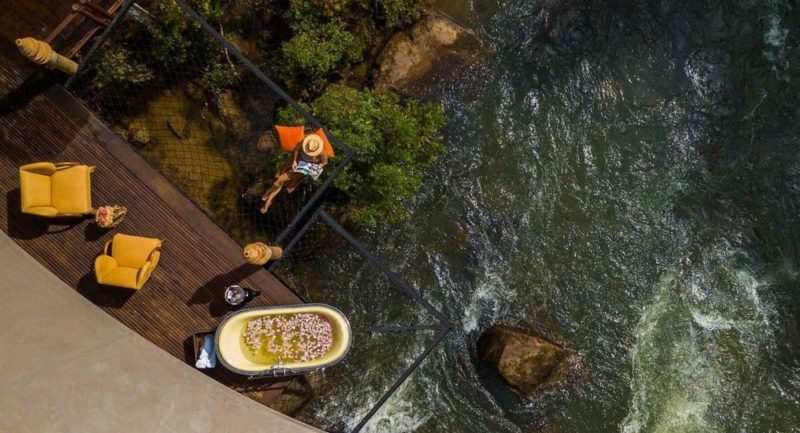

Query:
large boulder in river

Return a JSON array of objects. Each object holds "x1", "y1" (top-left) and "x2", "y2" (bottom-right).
[
  {"x1": 478, "y1": 325, "x2": 581, "y2": 396},
  {"x1": 373, "y1": 11, "x2": 484, "y2": 94}
]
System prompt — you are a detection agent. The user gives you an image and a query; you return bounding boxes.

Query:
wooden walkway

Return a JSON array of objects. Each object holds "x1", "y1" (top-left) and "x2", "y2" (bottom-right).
[{"x1": 0, "y1": 0, "x2": 300, "y2": 405}]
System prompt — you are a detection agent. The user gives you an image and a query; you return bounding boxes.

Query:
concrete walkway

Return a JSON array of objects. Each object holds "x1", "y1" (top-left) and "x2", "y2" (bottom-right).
[{"x1": 0, "y1": 231, "x2": 319, "y2": 433}]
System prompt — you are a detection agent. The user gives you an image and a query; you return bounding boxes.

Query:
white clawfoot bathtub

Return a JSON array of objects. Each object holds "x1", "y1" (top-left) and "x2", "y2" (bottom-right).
[{"x1": 214, "y1": 304, "x2": 351, "y2": 377}]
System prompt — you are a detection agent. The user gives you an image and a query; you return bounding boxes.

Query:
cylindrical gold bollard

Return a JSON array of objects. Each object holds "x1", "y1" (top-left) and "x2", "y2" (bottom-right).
[
  {"x1": 243, "y1": 242, "x2": 284, "y2": 266},
  {"x1": 15, "y1": 37, "x2": 78, "y2": 74}
]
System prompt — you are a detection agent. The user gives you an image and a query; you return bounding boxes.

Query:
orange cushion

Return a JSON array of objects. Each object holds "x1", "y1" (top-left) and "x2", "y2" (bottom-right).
[
  {"x1": 311, "y1": 128, "x2": 335, "y2": 158},
  {"x1": 275, "y1": 125, "x2": 305, "y2": 152}
]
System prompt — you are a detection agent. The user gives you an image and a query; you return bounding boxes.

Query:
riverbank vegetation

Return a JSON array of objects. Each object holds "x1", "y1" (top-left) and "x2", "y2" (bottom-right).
[{"x1": 87, "y1": 0, "x2": 445, "y2": 228}]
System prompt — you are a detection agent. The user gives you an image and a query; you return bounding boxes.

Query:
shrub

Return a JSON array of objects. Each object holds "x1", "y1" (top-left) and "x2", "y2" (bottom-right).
[
  {"x1": 289, "y1": 0, "x2": 357, "y2": 20},
  {"x1": 146, "y1": 0, "x2": 231, "y2": 70},
  {"x1": 94, "y1": 47, "x2": 154, "y2": 88},
  {"x1": 199, "y1": 59, "x2": 239, "y2": 93},
  {"x1": 376, "y1": 0, "x2": 423, "y2": 27},
  {"x1": 281, "y1": 22, "x2": 364, "y2": 87},
  {"x1": 146, "y1": 1, "x2": 193, "y2": 66},
  {"x1": 309, "y1": 85, "x2": 446, "y2": 225}
]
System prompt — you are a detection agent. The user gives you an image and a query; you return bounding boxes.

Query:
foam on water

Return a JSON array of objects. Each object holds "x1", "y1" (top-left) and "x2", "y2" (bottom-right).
[
  {"x1": 690, "y1": 309, "x2": 735, "y2": 331},
  {"x1": 762, "y1": 10, "x2": 789, "y2": 77},
  {"x1": 763, "y1": 14, "x2": 788, "y2": 48},
  {"x1": 361, "y1": 380, "x2": 433, "y2": 433},
  {"x1": 621, "y1": 271, "x2": 717, "y2": 433},
  {"x1": 463, "y1": 269, "x2": 512, "y2": 333},
  {"x1": 622, "y1": 245, "x2": 778, "y2": 433}
]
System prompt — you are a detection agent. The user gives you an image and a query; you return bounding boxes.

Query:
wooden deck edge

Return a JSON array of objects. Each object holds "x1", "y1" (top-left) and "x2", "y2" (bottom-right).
[{"x1": 47, "y1": 85, "x2": 301, "y2": 304}]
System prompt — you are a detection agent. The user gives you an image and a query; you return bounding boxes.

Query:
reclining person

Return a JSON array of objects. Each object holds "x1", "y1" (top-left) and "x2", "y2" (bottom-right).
[{"x1": 261, "y1": 134, "x2": 328, "y2": 214}]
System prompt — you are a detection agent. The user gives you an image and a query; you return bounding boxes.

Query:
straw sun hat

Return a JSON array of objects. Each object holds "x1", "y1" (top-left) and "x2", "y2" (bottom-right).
[{"x1": 302, "y1": 134, "x2": 324, "y2": 157}]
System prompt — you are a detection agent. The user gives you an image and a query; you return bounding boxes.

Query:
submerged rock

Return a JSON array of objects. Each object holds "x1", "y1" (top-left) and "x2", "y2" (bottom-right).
[
  {"x1": 184, "y1": 81, "x2": 205, "y2": 101},
  {"x1": 373, "y1": 11, "x2": 484, "y2": 94},
  {"x1": 477, "y1": 324, "x2": 581, "y2": 396},
  {"x1": 166, "y1": 114, "x2": 188, "y2": 138},
  {"x1": 216, "y1": 90, "x2": 252, "y2": 139},
  {"x1": 125, "y1": 118, "x2": 151, "y2": 146}
]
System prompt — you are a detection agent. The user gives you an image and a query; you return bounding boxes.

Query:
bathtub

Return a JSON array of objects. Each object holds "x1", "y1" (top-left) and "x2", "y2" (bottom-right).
[{"x1": 214, "y1": 304, "x2": 351, "y2": 377}]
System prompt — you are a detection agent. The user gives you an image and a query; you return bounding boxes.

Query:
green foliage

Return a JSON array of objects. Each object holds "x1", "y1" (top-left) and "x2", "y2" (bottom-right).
[
  {"x1": 199, "y1": 60, "x2": 239, "y2": 93},
  {"x1": 186, "y1": 0, "x2": 232, "y2": 22},
  {"x1": 289, "y1": 0, "x2": 359, "y2": 21},
  {"x1": 376, "y1": 0, "x2": 423, "y2": 27},
  {"x1": 146, "y1": 1, "x2": 193, "y2": 66},
  {"x1": 145, "y1": 0, "x2": 231, "y2": 69},
  {"x1": 95, "y1": 47, "x2": 154, "y2": 87},
  {"x1": 275, "y1": 104, "x2": 311, "y2": 126},
  {"x1": 282, "y1": 22, "x2": 364, "y2": 88},
  {"x1": 309, "y1": 85, "x2": 446, "y2": 225}
]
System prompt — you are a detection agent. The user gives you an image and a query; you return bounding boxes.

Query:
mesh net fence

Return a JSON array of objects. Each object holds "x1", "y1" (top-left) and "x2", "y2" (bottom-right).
[
  {"x1": 68, "y1": 0, "x2": 351, "y2": 246},
  {"x1": 67, "y1": 2, "x2": 450, "y2": 431},
  {"x1": 271, "y1": 209, "x2": 449, "y2": 432}
]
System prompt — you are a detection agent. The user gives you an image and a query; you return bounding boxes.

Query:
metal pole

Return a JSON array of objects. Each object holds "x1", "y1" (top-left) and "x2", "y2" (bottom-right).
[
  {"x1": 351, "y1": 325, "x2": 451, "y2": 432},
  {"x1": 267, "y1": 207, "x2": 323, "y2": 272},
  {"x1": 319, "y1": 210, "x2": 454, "y2": 329}
]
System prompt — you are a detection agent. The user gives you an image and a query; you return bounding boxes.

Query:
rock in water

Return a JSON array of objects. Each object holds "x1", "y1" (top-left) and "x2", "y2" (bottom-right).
[
  {"x1": 166, "y1": 114, "x2": 188, "y2": 138},
  {"x1": 477, "y1": 325, "x2": 581, "y2": 396},
  {"x1": 216, "y1": 90, "x2": 252, "y2": 139},
  {"x1": 373, "y1": 11, "x2": 484, "y2": 94}
]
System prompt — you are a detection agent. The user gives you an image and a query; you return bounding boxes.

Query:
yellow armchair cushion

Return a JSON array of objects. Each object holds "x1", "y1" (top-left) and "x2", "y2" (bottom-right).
[
  {"x1": 20, "y1": 170, "x2": 52, "y2": 209},
  {"x1": 100, "y1": 268, "x2": 141, "y2": 290},
  {"x1": 20, "y1": 162, "x2": 57, "y2": 176},
  {"x1": 23, "y1": 206, "x2": 60, "y2": 217},
  {"x1": 111, "y1": 234, "x2": 162, "y2": 269},
  {"x1": 94, "y1": 255, "x2": 119, "y2": 282},
  {"x1": 51, "y1": 166, "x2": 93, "y2": 214}
]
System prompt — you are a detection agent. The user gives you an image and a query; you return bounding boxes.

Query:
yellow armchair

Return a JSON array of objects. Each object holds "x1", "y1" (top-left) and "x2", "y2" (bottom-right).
[
  {"x1": 94, "y1": 234, "x2": 163, "y2": 290},
  {"x1": 19, "y1": 162, "x2": 95, "y2": 217}
]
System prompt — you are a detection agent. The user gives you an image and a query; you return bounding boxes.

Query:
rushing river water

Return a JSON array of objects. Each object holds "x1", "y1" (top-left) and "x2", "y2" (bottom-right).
[{"x1": 308, "y1": 1, "x2": 800, "y2": 432}]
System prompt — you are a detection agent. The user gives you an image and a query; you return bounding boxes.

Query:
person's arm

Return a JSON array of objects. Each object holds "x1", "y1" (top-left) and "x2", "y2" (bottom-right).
[
  {"x1": 292, "y1": 145, "x2": 301, "y2": 170},
  {"x1": 319, "y1": 153, "x2": 329, "y2": 166}
]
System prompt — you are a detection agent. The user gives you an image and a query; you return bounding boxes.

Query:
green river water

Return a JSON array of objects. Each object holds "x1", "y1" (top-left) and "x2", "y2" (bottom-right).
[{"x1": 305, "y1": 1, "x2": 800, "y2": 432}]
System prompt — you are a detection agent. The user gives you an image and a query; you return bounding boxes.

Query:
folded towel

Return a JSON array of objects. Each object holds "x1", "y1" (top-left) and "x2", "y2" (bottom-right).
[
  {"x1": 205, "y1": 334, "x2": 217, "y2": 368},
  {"x1": 195, "y1": 335, "x2": 217, "y2": 369},
  {"x1": 195, "y1": 351, "x2": 211, "y2": 369},
  {"x1": 294, "y1": 161, "x2": 324, "y2": 180}
]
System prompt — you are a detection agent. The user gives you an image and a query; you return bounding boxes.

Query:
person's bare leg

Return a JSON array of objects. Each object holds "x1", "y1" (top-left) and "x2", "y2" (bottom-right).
[
  {"x1": 261, "y1": 173, "x2": 290, "y2": 213},
  {"x1": 260, "y1": 186, "x2": 281, "y2": 213}
]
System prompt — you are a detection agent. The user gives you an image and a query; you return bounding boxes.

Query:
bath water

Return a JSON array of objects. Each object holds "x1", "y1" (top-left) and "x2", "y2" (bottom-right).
[{"x1": 243, "y1": 313, "x2": 333, "y2": 364}]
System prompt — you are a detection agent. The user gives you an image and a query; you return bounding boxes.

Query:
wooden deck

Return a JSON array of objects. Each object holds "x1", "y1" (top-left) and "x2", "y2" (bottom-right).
[{"x1": 0, "y1": 0, "x2": 301, "y2": 405}]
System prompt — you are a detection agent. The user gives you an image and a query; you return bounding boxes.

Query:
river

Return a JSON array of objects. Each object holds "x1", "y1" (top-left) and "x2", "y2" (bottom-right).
[{"x1": 297, "y1": 1, "x2": 800, "y2": 432}]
